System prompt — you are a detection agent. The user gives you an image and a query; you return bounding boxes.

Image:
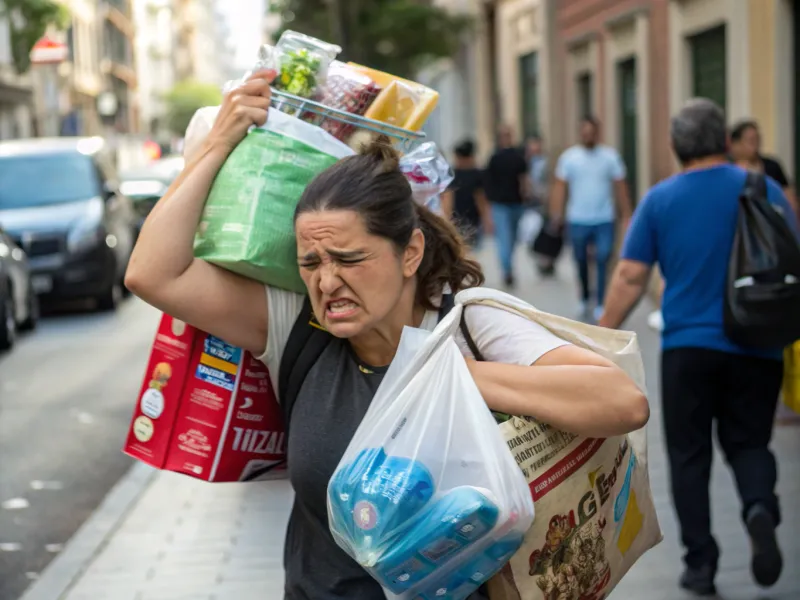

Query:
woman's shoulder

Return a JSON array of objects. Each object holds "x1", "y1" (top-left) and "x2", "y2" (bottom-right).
[{"x1": 457, "y1": 288, "x2": 571, "y2": 365}]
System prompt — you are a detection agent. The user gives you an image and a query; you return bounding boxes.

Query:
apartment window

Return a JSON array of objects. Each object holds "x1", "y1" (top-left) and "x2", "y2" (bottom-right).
[
  {"x1": 690, "y1": 25, "x2": 726, "y2": 113},
  {"x1": 577, "y1": 72, "x2": 593, "y2": 119},
  {"x1": 519, "y1": 51, "x2": 540, "y2": 139},
  {"x1": 104, "y1": 21, "x2": 130, "y2": 66}
]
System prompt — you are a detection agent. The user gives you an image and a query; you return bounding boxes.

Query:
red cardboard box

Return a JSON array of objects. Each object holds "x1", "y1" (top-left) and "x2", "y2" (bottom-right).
[{"x1": 124, "y1": 314, "x2": 286, "y2": 482}]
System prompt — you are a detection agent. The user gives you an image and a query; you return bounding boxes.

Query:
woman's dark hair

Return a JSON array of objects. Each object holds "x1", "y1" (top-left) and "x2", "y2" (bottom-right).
[
  {"x1": 294, "y1": 137, "x2": 484, "y2": 309},
  {"x1": 730, "y1": 119, "x2": 759, "y2": 142}
]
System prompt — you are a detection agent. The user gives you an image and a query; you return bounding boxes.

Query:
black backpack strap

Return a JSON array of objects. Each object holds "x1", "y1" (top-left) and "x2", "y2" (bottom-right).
[
  {"x1": 743, "y1": 170, "x2": 768, "y2": 201},
  {"x1": 278, "y1": 296, "x2": 332, "y2": 435},
  {"x1": 439, "y1": 291, "x2": 485, "y2": 361},
  {"x1": 438, "y1": 292, "x2": 455, "y2": 321}
]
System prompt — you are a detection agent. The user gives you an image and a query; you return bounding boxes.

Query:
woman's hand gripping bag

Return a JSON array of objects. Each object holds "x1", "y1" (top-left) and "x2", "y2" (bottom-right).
[
  {"x1": 450, "y1": 289, "x2": 663, "y2": 600},
  {"x1": 192, "y1": 108, "x2": 355, "y2": 293},
  {"x1": 327, "y1": 305, "x2": 534, "y2": 600}
]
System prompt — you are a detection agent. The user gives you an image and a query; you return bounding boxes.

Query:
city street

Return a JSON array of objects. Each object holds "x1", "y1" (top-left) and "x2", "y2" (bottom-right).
[
  {"x1": 15, "y1": 243, "x2": 800, "y2": 600},
  {"x1": 0, "y1": 298, "x2": 161, "y2": 600}
]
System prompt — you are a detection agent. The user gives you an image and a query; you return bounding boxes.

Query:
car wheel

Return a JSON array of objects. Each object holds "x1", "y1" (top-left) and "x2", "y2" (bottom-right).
[
  {"x1": 96, "y1": 280, "x2": 123, "y2": 312},
  {"x1": 19, "y1": 282, "x2": 39, "y2": 332},
  {"x1": 0, "y1": 291, "x2": 16, "y2": 351}
]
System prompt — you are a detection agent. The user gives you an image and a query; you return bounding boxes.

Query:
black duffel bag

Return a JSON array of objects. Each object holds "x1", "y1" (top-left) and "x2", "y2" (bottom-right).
[{"x1": 531, "y1": 219, "x2": 564, "y2": 260}]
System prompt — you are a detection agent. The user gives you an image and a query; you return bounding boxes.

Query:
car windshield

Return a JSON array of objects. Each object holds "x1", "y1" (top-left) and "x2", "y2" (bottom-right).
[{"x1": 0, "y1": 152, "x2": 101, "y2": 209}]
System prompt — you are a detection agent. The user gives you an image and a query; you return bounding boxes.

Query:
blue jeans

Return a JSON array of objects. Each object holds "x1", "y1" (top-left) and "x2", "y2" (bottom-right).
[
  {"x1": 491, "y1": 203, "x2": 526, "y2": 278},
  {"x1": 568, "y1": 222, "x2": 615, "y2": 305}
]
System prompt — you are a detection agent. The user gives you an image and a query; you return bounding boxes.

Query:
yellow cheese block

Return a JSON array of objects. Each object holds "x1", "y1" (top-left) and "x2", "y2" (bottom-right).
[{"x1": 347, "y1": 63, "x2": 439, "y2": 132}]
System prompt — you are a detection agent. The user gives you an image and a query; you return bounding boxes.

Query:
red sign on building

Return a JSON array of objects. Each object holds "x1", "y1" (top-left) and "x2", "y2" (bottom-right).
[{"x1": 30, "y1": 36, "x2": 68, "y2": 65}]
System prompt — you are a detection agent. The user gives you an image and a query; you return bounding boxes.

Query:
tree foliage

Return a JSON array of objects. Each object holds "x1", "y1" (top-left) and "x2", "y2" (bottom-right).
[
  {"x1": 267, "y1": 0, "x2": 472, "y2": 79},
  {"x1": 164, "y1": 80, "x2": 223, "y2": 135},
  {"x1": 0, "y1": 0, "x2": 70, "y2": 74}
]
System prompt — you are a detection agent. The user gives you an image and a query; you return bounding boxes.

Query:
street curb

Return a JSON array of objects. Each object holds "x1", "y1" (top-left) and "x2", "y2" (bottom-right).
[{"x1": 18, "y1": 461, "x2": 158, "y2": 600}]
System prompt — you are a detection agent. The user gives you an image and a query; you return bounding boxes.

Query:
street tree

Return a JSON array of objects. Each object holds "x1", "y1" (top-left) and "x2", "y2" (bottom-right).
[
  {"x1": 164, "y1": 80, "x2": 223, "y2": 135},
  {"x1": 0, "y1": 0, "x2": 69, "y2": 74},
  {"x1": 267, "y1": 0, "x2": 472, "y2": 79}
]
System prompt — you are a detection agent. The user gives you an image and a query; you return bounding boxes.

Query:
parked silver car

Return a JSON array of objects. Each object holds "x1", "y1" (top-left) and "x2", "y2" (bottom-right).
[{"x1": 0, "y1": 227, "x2": 37, "y2": 350}]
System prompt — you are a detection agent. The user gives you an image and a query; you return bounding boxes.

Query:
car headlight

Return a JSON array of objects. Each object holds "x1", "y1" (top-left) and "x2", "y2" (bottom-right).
[{"x1": 67, "y1": 197, "x2": 104, "y2": 254}]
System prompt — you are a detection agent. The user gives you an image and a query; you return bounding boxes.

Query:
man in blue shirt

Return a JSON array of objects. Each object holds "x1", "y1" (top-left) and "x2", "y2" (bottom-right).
[
  {"x1": 600, "y1": 99, "x2": 796, "y2": 596},
  {"x1": 550, "y1": 117, "x2": 632, "y2": 321}
]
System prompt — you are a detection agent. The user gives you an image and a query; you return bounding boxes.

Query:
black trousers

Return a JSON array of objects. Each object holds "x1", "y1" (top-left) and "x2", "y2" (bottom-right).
[{"x1": 661, "y1": 347, "x2": 783, "y2": 570}]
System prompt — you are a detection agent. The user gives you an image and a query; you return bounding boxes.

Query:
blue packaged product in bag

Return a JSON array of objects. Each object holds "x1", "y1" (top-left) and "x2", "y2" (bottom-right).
[
  {"x1": 327, "y1": 315, "x2": 535, "y2": 599},
  {"x1": 377, "y1": 486, "x2": 500, "y2": 593},
  {"x1": 329, "y1": 447, "x2": 387, "y2": 543},
  {"x1": 329, "y1": 447, "x2": 435, "y2": 563},
  {"x1": 411, "y1": 530, "x2": 525, "y2": 600}
]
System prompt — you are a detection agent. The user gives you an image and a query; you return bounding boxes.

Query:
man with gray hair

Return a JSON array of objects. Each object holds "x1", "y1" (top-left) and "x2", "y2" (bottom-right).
[{"x1": 599, "y1": 98, "x2": 798, "y2": 595}]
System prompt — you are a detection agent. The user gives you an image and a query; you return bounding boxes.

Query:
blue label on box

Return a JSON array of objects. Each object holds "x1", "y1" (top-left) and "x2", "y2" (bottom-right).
[
  {"x1": 204, "y1": 336, "x2": 242, "y2": 364},
  {"x1": 195, "y1": 363, "x2": 236, "y2": 391}
]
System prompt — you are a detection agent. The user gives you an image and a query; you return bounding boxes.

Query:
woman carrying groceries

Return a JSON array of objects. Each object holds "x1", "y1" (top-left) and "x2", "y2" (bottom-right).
[{"x1": 125, "y1": 70, "x2": 649, "y2": 600}]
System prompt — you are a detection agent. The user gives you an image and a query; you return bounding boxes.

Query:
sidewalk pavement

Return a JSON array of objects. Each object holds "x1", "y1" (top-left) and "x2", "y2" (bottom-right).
[{"x1": 22, "y1": 241, "x2": 800, "y2": 600}]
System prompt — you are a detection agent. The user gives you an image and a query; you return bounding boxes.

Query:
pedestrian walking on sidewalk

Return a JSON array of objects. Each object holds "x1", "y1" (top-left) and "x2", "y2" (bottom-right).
[
  {"x1": 440, "y1": 139, "x2": 492, "y2": 249},
  {"x1": 526, "y1": 135, "x2": 557, "y2": 277},
  {"x1": 124, "y1": 70, "x2": 649, "y2": 600},
  {"x1": 482, "y1": 125, "x2": 530, "y2": 287},
  {"x1": 549, "y1": 116, "x2": 633, "y2": 322},
  {"x1": 600, "y1": 98, "x2": 799, "y2": 596},
  {"x1": 730, "y1": 118, "x2": 798, "y2": 220}
]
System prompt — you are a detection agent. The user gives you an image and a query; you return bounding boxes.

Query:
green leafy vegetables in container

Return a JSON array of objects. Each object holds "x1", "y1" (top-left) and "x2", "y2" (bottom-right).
[{"x1": 276, "y1": 48, "x2": 323, "y2": 98}]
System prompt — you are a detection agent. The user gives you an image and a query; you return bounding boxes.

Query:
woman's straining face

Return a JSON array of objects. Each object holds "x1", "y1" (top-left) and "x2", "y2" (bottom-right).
[{"x1": 295, "y1": 209, "x2": 424, "y2": 339}]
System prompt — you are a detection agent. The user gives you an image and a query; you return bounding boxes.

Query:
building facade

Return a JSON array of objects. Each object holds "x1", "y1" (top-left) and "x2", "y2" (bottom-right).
[
  {"x1": 0, "y1": 19, "x2": 35, "y2": 140},
  {"x1": 30, "y1": 0, "x2": 138, "y2": 137},
  {"x1": 101, "y1": 0, "x2": 138, "y2": 133},
  {"x1": 666, "y1": 0, "x2": 797, "y2": 181},
  {"x1": 174, "y1": 0, "x2": 236, "y2": 86},
  {"x1": 133, "y1": 0, "x2": 177, "y2": 138},
  {"x1": 550, "y1": 0, "x2": 671, "y2": 203}
]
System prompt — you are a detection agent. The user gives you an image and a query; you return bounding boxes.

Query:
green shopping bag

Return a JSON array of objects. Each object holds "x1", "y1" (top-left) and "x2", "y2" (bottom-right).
[{"x1": 194, "y1": 109, "x2": 354, "y2": 293}]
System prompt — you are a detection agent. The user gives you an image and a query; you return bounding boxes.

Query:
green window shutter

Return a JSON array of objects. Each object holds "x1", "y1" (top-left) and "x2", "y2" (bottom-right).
[
  {"x1": 690, "y1": 25, "x2": 727, "y2": 113},
  {"x1": 519, "y1": 52, "x2": 540, "y2": 139}
]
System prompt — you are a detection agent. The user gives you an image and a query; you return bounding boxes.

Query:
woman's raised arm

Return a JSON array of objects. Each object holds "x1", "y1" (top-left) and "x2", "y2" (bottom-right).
[{"x1": 125, "y1": 70, "x2": 275, "y2": 355}]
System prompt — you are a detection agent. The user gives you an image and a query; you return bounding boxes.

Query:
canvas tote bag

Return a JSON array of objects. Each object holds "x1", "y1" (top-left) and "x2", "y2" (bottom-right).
[{"x1": 454, "y1": 288, "x2": 663, "y2": 600}]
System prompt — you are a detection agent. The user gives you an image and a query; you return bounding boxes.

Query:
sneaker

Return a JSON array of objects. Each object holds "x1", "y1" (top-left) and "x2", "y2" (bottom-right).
[
  {"x1": 679, "y1": 564, "x2": 716, "y2": 596},
  {"x1": 746, "y1": 504, "x2": 783, "y2": 587}
]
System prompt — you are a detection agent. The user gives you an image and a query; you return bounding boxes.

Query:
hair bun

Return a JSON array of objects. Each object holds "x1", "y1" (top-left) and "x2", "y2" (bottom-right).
[{"x1": 358, "y1": 134, "x2": 400, "y2": 173}]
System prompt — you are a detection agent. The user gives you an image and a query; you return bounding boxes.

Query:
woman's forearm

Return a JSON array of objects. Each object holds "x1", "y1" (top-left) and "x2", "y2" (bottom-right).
[
  {"x1": 467, "y1": 361, "x2": 649, "y2": 438},
  {"x1": 126, "y1": 142, "x2": 229, "y2": 289}
]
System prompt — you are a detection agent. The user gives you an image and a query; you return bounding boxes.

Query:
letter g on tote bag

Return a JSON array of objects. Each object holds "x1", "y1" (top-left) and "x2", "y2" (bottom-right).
[{"x1": 451, "y1": 289, "x2": 663, "y2": 600}]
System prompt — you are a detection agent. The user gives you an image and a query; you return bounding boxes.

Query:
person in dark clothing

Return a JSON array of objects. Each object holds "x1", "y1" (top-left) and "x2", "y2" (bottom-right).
[
  {"x1": 600, "y1": 99, "x2": 798, "y2": 597},
  {"x1": 483, "y1": 125, "x2": 530, "y2": 287},
  {"x1": 441, "y1": 140, "x2": 492, "y2": 248},
  {"x1": 730, "y1": 119, "x2": 798, "y2": 221}
]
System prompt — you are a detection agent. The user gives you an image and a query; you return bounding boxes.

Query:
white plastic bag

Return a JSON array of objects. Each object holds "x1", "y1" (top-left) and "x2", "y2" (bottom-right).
[
  {"x1": 327, "y1": 305, "x2": 534, "y2": 599},
  {"x1": 518, "y1": 209, "x2": 543, "y2": 246}
]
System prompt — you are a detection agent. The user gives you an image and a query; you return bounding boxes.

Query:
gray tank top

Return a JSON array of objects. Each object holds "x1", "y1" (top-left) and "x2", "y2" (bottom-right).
[{"x1": 283, "y1": 337, "x2": 389, "y2": 599}]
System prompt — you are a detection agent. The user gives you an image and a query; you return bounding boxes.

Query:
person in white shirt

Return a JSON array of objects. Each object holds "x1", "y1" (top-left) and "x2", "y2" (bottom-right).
[{"x1": 550, "y1": 117, "x2": 632, "y2": 321}]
